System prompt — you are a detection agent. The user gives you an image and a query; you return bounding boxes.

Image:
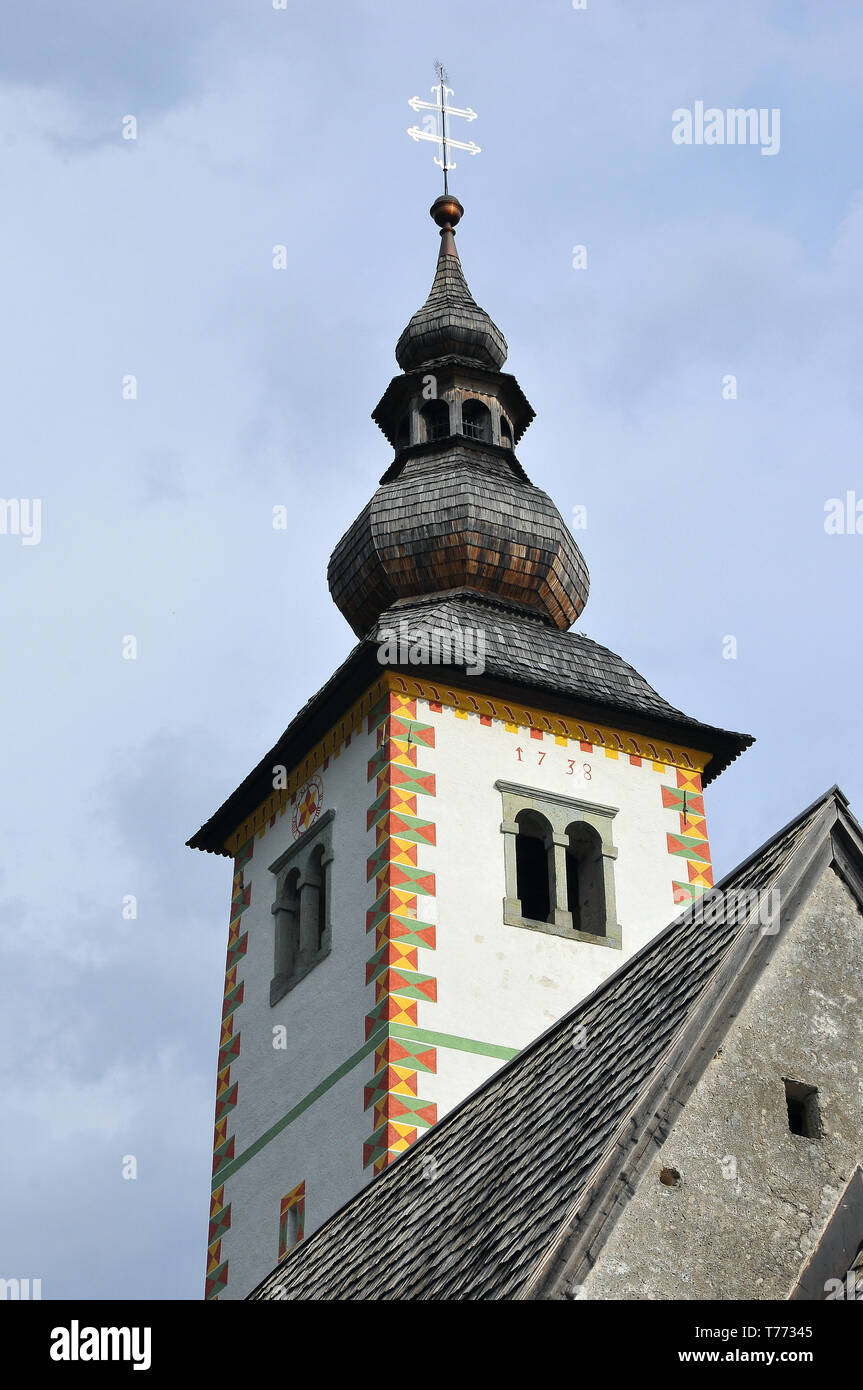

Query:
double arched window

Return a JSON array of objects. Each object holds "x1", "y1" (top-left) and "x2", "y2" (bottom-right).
[
  {"x1": 513, "y1": 812, "x2": 606, "y2": 934},
  {"x1": 417, "y1": 397, "x2": 509, "y2": 447},
  {"x1": 269, "y1": 810, "x2": 335, "y2": 1004},
  {"x1": 497, "y1": 782, "x2": 620, "y2": 947}
]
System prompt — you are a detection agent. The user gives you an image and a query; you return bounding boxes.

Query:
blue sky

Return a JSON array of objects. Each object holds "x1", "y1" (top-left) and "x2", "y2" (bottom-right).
[{"x1": 2, "y1": 0, "x2": 861, "y2": 1299}]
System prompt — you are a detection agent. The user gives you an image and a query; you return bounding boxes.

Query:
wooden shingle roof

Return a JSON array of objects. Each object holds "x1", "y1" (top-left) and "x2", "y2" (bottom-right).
[{"x1": 187, "y1": 594, "x2": 752, "y2": 855}]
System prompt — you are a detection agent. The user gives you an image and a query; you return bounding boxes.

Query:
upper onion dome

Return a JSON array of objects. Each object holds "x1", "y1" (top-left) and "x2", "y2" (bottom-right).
[{"x1": 395, "y1": 196, "x2": 508, "y2": 372}]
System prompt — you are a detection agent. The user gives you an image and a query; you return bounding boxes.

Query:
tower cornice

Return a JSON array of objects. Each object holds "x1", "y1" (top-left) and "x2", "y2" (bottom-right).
[{"x1": 187, "y1": 628, "x2": 753, "y2": 859}]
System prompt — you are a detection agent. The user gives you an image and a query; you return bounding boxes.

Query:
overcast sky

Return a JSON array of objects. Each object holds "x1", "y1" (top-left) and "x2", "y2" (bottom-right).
[{"x1": 2, "y1": 0, "x2": 861, "y2": 1300}]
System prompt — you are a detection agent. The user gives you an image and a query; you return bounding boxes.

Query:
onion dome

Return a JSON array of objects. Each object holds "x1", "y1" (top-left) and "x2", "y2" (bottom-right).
[
  {"x1": 395, "y1": 196, "x2": 507, "y2": 372},
  {"x1": 328, "y1": 445, "x2": 589, "y2": 638}
]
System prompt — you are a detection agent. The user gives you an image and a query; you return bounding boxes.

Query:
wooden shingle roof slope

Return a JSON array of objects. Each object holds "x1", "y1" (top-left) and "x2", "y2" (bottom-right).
[
  {"x1": 376, "y1": 594, "x2": 750, "y2": 747},
  {"x1": 187, "y1": 596, "x2": 752, "y2": 854},
  {"x1": 250, "y1": 785, "x2": 863, "y2": 1301}
]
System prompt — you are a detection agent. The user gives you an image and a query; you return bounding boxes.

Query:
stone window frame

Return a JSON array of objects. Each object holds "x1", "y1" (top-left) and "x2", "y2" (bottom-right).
[
  {"x1": 495, "y1": 780, "x2": 621, "y2": 949},
  {"x1": 268, "y1": 809, "x2": 335, "y2": 1005}
]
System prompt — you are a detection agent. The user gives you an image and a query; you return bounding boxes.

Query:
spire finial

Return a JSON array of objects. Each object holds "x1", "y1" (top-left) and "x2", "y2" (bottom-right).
[
  {"x1": 429, "y1": 191, "x2": 464, "y2": 257},
  {"x1": 407, "y1": 64, "x2": 481, "y2": 198}
]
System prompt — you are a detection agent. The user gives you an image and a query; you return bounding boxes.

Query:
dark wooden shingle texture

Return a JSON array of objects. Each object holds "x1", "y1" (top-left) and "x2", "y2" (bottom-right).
[{"x1": 328, "y1": 449, "x2": 590, "y2": 636}]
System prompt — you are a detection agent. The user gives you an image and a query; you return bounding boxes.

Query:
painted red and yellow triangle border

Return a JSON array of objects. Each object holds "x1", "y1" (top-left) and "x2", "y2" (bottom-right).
[
  {"x1": 364, "y1": 691, "x2": 439, "y2": 1174},
  {"x1": 663, "y1": 769, "x2": 715, "y2": 902}
]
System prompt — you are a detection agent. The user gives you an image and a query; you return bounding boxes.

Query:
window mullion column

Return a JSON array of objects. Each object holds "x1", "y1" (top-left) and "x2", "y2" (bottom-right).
[
  {"x1": 500, "y1": 819, "x2": 521, "y2": 918},
  {"x1": 550, "y1": 833, "x2": 573, "y2": 929}
]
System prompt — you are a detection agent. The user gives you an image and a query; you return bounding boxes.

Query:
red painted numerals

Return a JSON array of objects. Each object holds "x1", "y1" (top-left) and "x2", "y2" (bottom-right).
[{"x1": 515, "y1": 747, "x2": 592, "y2": 780}]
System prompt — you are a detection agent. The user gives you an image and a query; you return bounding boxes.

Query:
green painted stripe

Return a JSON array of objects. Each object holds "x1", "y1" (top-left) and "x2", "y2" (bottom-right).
[
  {"x1": 389, "y1": 1024, "x2": 520, "y2": 1061},
  {"x1": 212, "y1": 1034, "x2": 380, "y2": 1187},
  {"x1": 212, "y1": 1025, "x2": 519, "y2": 1189}
]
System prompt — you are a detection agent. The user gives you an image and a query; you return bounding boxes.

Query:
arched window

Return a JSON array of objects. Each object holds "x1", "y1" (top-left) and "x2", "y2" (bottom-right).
[
  {"x1": 565, "y1": 821, "x2": 606, "y2": 937},
  {"x1": 396, "y1": 415, "x2": 410, "y2": 450},
  {"x1": 283, "y1": 1205, "x2": 299, "y2": 1249},
  {"x1": 461, "y1": 398, "x2": 492, "y2": 443},
  {"x1": 309, "y1": 843, "x2": 328, "y2": 950},
  {"x1": 421, "y1": 399, "x2": 450, "y2": 443},
  {"x1": 497, "y1": 781, "x2": 620, "y2": 948},
  {"x1": 274, "y1": 867, "x2": 301, "y2": 983},
  {"x1": 500, "y1": 417, "x2": 513, "y2": 449},
  {"x1": 515, "y1": 809, "x2": 552, "y2": 923}
]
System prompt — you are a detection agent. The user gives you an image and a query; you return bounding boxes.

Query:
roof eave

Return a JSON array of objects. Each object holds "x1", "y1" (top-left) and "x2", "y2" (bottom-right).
[
  {"x1": 186, "y1": 642, "x2": 378, "y2": 856},
  {"x1": 187, "y1": 643, "x2": 752, "y2": 855}
]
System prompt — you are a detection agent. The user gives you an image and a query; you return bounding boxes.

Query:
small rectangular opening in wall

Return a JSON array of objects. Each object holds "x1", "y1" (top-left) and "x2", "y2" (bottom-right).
[{"x1": 784, "y1": 1078, "x2": 821, "y2": 1139}]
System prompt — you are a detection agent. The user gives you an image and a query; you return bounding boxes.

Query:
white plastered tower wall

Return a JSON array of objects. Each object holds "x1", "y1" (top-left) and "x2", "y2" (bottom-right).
[
  {"x1": 205, "y1": 672, "x2": 716, "y2": 1301},
  {"x1": 206, "y1": 703, "x2": 379, "y2": 1302}
]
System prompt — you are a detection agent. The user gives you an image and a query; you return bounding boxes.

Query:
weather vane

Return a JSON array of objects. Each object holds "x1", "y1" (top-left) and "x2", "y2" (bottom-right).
[{"x1": 407, "y1": 62, "x2": 480, "y2": 195}]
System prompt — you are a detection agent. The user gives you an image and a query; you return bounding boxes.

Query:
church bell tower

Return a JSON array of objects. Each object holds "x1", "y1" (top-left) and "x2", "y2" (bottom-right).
[{"x1": 189, "y1": 184, "x2": 751, "y2": 1301}]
